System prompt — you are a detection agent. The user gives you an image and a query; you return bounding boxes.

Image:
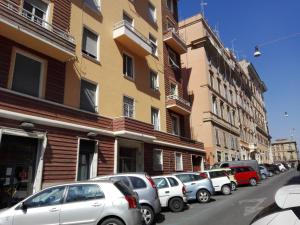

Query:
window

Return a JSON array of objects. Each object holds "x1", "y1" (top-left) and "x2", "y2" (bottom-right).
[
  {"x1": 167, "y1": 177, "x2": 179, "y2": 187},
  {"x1": 109, "y1": 176, "x2": 130, "y2": 187},
  {"x1": 215, "y1": 128, "x2": 220, "y2": 146},
  {"x1": 166, "y1": 0, "x2": 174, "y2": 13},
  {"x1": 66, "y1": 184, "x2": 104, "y2": 203},
  {"x1": 223, "y1": 132, "x2": 227, "y2": 148},
  {"x1": 22, "y1": 0, "x2": 48, "y2": 25},
  {"x1": 171, "y1": 114, "x2": 180, "y2": 136},
  {"x1": 168, "y1": 49, "x2": 179, "y2": 69},
  {"x1": 80, "y1": 79, "x2": 97, "y2": 113},
  {"x1": 84, "y1": 0, "x2": 101, "y2": 12},
  {"x1": 217, "y1": 78, "x2": 221, "y2": 93},
  {"x1": 151, "y1": 107, "x2": 160, "y2": 131},
  {"x1": 82, "y1": 27, "x2": 98, "y2": 59},
  {"x1": 166, "y1": 19, "x2": 175, "y2": 30},
  {"x1": 25, "y1": 186, "x2": 65, "y2": 208},
  {"x1": 225, "y1": 153, "x2": 229, "y2": 161},
  {"x1": 77, "y1": 140, "x2": 97, "y2": 181},
  {"x1": 129, "y1": 177, "x2": 147, "y2": 189},
  {"x1": 153, "y1": 178, "x2": 169, "y2": 189},
  {"x1": 123, "y1": 53, "x2": 134, "y2": 79},
  {"x1": 153, "y1": 149, "x2": 163, "y2": 171},
  {"x1": 212, "y1": 96, "x2": 218, "y2": 115},
  {"x1": 227, "y1": 107, "x2": 231, "y2": 123},
  {"x1": 217, "y1": 151, "x2": 222, "y2": 162},
  {"x1": 123, "y1": 96, "x2": 134, "y2": 118},
  {"x1": 170, "y1": 83, "x2": 178, "y2": 96},
  {"x1": 210, "y1": 73, "x2": 214, "y2": 89},
  {"x1": 148, "y1": 2, "x2": 156, "y2": 22},
  {"x1": 220, "y1": 101, "x2": 224, "y2": 118},
  {"x1": 123, "y1": 12, "x2": 133, "y2": 26},
  {"x1": 149, "y1": 34, "x2": 158, "y2": 56},
  {"x1": 11, "y1": 52, "x2": 43, "y2": 97},
  {"x1": 150, "y1": 70, "x2": 159, "y2": 91},
  {"x1": 224, "y1": 85, "x2": 228, "y2": 99},
  {"x1": 175, "y1": 153, "x2": 183, "y2": 171},
  {"x1": 231, "y1": 136, "x2": 235, "y2": 150}
]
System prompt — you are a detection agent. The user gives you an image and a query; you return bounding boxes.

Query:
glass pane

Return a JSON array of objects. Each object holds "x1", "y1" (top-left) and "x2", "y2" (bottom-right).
[
  {"x1": 82, "y1": 28, "x2": 98, "y2": 58},
  {"x1": 129, "y1": 177, "x2": 146, "y2": 189},
  {"x1": 167, "y1": 177, "x2": 179, "y2": 187},
  {"x1": 153, "y1": 178, "x2": 169, "y2": 189},
  {"x1": 66, "y1": 185, "x2": 104, "y2": 203},
  {"x1": 80, "y1": 80, "x2": 97, "y2": 112},
  {"x1": 12, "y1": 53, "x2": 42, "y2": 97}
]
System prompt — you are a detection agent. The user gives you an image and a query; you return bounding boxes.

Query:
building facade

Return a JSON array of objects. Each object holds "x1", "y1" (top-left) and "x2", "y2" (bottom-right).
[
  {"x1": 0, "y1": 0, "x2": 205, "y2": 208},
  {"x1": 179, "y1": 14, "x2": 271, "y2": 167},
  {"x1": 272, "y1": 139, "x2": 298, "y2": 164}
]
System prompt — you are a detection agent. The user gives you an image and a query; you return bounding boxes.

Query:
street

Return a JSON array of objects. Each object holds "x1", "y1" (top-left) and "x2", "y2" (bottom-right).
[{"x1": 158, "y1": 169, "x2": 299, "y2": 225}]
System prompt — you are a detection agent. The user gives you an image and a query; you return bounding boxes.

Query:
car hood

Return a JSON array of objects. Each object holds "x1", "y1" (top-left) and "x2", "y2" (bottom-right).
[
  {"x1": 275, "y1": 185, "x2": 300, "y2": 209},
  {"x1": 0, "y1": 208, "x2": 14, "y2": 225}
]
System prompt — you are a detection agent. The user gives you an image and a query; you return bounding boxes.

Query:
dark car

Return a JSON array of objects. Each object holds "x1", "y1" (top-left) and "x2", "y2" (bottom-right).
[{"x1": 263, "y1": 163, "x2": 280, "y2": 175}]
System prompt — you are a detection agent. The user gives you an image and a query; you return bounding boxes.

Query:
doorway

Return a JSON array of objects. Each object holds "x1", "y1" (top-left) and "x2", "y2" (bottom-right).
[
  {"x1": 192, "y1": 155, "x2": 202, "y2": 172},
  {"x1": 118, "y1": 148, "x2": 137, "y2": 172},
  {"x1": 0, "y1": 135, "x2": 38, "y2": 208}
]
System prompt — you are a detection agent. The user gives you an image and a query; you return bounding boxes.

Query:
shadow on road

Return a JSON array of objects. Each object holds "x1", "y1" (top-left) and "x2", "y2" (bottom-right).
[{"x1": 285, "y1": 171, "x2": 300, "y2": 185}]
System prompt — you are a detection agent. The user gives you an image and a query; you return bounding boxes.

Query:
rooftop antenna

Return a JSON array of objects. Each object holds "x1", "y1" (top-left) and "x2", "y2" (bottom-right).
[
  {"x1": 213, "y1": 23, "x2": 220, "y2": 38},
  {"x1": 231, "y1": 38, "x2": 237, "y2": 58},
  {"x1": 201, "y1": 0, "x2": 208, "y2": 18}
]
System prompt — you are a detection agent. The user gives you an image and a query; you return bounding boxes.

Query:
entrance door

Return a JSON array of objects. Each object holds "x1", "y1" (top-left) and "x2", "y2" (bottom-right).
[
  {"x1": 118, "y1": 148, "x2": 137, "y2": 172},
  {"x1": 192, "y1": 155, "x2": 202, "y2": 172},
  {"x1": 0, "y1": 135, "x2": 38, "y2": 208}
]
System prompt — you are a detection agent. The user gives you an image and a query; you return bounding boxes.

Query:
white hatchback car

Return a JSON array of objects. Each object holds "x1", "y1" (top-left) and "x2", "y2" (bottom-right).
[
  {"x1": 152, "y1": 175, "x2": 187, "y2": 212},
  {"x1": 200, "y1": 170, "x2": 232, "y2": 195},
  {"x1": 0, "y1": 181, "x2": 142, "y2": 225},
  {"x1": 252, "y1": 185, "x2": 300, "y2": 225}
]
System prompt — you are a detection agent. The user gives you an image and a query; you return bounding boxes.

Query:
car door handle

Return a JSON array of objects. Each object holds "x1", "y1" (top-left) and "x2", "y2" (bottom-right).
[
  {"x1": 49, "y1": 208, "x2": 59, "y2": 212},
  {"x1": 191, "y1": 183, "x2": 196, "y2": 185},
  {"x1": 92, "y1": 203, "x2": 102, "y2": 207},
  {"x1": 165, "y1": 191, "x2": 170, "y2": 194}
]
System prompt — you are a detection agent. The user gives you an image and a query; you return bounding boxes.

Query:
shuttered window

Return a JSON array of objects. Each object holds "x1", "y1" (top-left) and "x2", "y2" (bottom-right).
[
  {"x1": 82, "y1": 27, "x2": 98, "y2": 59},
  {"x1": 80, "y1": 80, "x2": 97, "y2": 112}
]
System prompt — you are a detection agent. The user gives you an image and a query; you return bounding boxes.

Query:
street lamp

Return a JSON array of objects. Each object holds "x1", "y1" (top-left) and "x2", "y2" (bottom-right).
[{"x1": 254, "y1": 32, "x2": 300, "y2": 57}]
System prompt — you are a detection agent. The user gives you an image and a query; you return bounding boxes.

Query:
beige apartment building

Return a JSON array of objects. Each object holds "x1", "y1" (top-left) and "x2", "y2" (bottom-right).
[
  {"x1": 179, "y1": 14, "x2": 271, "y2": 167},
  {"x1": 272, "y1": 139, "x2": 298, "y2": 164},
  {"x1": 0, "y1": 0, "x2": 205, "y2": 208}
]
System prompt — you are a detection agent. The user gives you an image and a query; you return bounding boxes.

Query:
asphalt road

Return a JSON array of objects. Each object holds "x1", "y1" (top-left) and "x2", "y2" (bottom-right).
[{"x1": 157, "y1": 169, "x2": 299, "y2": 225}]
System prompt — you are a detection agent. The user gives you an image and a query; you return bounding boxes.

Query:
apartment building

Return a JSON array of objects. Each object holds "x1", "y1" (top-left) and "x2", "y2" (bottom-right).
[
  {"x1": 0, "y1": 0, "x2": 204, "y2": 208},
  {"x1": 179, "y1": 14, "x2": 271, "y2": 167},
  {"x1": 272, "y1": 139, "x2": 298, "y2": 164}
]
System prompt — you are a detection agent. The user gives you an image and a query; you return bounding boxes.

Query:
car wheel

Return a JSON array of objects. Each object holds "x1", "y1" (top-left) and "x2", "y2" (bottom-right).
[
  {"x1": 141, "y1": 205, "x2": 154, "y2": 225},
  {"x1": 196, "y1": 189, "x2": 211, "y2": 203},
  {"x1": 231, "y1": 182, "x2": 237, "y2": 191},
  {"x1": 221, "y1": 184, "x2": 231, "y2": 195},
  {"x1": 100, "y1": 218, "x2": 125, "y2": 225},
  {"x1": 249, "y1": 178, "x2": 257, "y2": 186},
  {"x1": 261, "y1": 174, "x2": 266, "y2": 180},
  {"x1": 168, "y1": 197, "x2": 184, "y2": 212}
]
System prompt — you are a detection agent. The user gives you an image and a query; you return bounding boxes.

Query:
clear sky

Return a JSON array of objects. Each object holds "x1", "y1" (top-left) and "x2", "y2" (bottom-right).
[{"x1": 179, "y1": 0, "x2": 300, "y2": 145}]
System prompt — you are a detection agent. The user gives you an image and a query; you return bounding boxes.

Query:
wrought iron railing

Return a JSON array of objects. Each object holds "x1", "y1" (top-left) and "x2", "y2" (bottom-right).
[
  {"x1": 0, "y1": 0, "x2": 75, "y2": 43},
  {"x1": 113, "y1": 20, "x2": 152, "y2": 46},
  {"x1": 167, "y1": 95, "x2": 191, "y2": 107}
]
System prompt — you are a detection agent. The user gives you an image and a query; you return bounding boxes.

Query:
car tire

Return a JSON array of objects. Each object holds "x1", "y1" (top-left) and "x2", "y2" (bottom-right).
[
  {"x1": 196, "y1": 189, "x2": 211, "y2": 203},
  {"x1": 168, "y1": 197, "x2": 184, "y2": 212},
  {"x1": 249, "y1": 178, "x2": 257, "y2": 186},
  {"x1": 141, "y1": 205, "x2": 154, "y2": 225},
  {"x1": 221, "y1": 184, "x2": 231, "y2": 195},
  {"x1": 231, "y1": 182, "x2": 237, "y2": 191},
  {"x1": 100, "y1": 218, "x2": 125, "y2": 225},
  {"x1": 261, "y1": 174, "x2": 267, "y2": 180}
]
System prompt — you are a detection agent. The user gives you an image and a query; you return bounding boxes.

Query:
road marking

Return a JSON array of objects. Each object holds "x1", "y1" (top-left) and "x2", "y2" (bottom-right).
[{"x1": 238, "y1": 198, "x2": 267, "y2": 216}]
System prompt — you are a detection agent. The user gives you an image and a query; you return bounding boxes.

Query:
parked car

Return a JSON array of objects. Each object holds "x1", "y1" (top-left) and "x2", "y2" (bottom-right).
[
  {"x1": 276, "y1": 163, "x2": 287, "y2": 172},
  {"x1": 152, "y1": 175, "x2": 187, "y2": 212},
  {"x1": 200, "y1": 170, "x2": 232, "y2": 195},
  {"x1": 282, "y1": 162, "x2": 291, "y2": 170},
  {"x1": 262, "y1": 163, "x2": 280, "y2": 176},
  {"x1": 259, "y1": 165, "x2": 270, "y2": 179},
  {"x1": 93, "y1": 173, "x2": 160, "y2": 225},
  {"x1": 230, "y1": 166, "x2": 260, "y2": 186},
  {"x1": 212, "y1": 160, "x2": 261, "y2": 179},
  {"x1": 0, "y1": 180, "x2": 142, "y2": 225},
  {"x1": 251, "y1": 185, "x2": 300, "y2": 225},
  {"x1": 222, "y1": 168, "x2": 238, "y2": 191},
  {"x1": 173, "y1": 172, "x2": 214, "y2": 203}
]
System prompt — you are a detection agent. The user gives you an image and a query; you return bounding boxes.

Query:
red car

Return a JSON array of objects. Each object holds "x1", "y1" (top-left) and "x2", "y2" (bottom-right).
[{"x1": 230, "y1": 166, "x2": 260, "y2": 186}]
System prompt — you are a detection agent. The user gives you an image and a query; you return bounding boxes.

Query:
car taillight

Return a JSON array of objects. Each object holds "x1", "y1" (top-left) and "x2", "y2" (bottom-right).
[
  {"x1": 199, "y1": 172, "x2": 208, "y2": 179},
  {"x1": 182, "y1": 185, "x2": 186, "y2": 195},
  {"x1": 146, "y1": 175, "x2": 159, "y2": 198},
  {"x1": 125, "y1": 195, "x2": 137, "y2": 209}
]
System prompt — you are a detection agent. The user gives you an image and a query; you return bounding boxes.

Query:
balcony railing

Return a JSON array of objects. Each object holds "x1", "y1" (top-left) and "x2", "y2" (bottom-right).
[
  {"x1": 113, "y1": 20, "x2": 152, "y2": 56},
  {"x1": 163, "y1": 28, "x2": 187, "y2": 54},
  {"x1": 0, "y1": 0, "x2": 75, "y2": 43},
  {"x1": 167, "y1": 95, "x2": 191, "y2": 107}
]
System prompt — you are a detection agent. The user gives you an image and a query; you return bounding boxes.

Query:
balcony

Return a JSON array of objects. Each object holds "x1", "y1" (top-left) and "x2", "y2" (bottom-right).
[
  {"x1": 113, "y1": 20, "x2": 152, "y2": 57},
  {"x1": 166, "y1": 95, "x2": 191, "y2": 115},
  {"x1": 163, "y1": 28, "x2": 187, "y2": 54},
  {"x1": 0, "y1": 0, "x2": 75, "y2": 62}
]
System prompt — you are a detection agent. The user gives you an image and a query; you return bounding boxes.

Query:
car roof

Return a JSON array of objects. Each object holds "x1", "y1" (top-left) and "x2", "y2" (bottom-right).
[
  {"x1": 42, "y1": 180, "x2": 115, "y2": 189},
  {"x1": 275, "y1": 185, "x2": 300, "y2": 209},
  {"x1": 204, "y1": 168, "x2": 231, "y2": 172}
]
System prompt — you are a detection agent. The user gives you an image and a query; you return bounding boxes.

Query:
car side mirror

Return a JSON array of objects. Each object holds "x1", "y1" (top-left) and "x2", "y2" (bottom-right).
[{"x1": 20, "y1": 202, "x2": 28, "y2": 211}]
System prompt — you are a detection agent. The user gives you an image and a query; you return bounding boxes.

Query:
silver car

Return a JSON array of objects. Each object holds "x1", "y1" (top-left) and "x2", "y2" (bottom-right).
[
  {"x1": 0, "y1": 180, "x2": 142, "y2": 225},
  {"x1": 259, "y1": 165, "x2": 270, "y2": 179},
  {"x1": 93, "y1": 173, "x2": 161, "y2": 225},
  {"x1": 174, "y1": 172, "x2": 215, "y2": 203}
]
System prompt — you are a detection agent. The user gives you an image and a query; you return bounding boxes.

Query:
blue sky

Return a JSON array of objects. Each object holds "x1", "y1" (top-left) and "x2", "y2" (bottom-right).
[{"x1": 179, "y1": 0, "x2": 300, "y2": 145}]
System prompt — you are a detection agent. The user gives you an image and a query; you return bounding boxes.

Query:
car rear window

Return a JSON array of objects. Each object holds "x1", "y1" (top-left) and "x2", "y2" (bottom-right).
[
  {"x1": 114, "y1": 181, "x2": 134, "y2": 196},
  {"x1": 210, "y1": 171, "x2": 226, "y2": 178},
  {"x1": 129, "y1": 176, "x2": 147, "y2": 189},
  {"x1": 176, "y1": 174, "x2": 193, "y2": 183},
  {"x1": 109, "y1": 176, "x2": 130, "y2": 187},
  {"x1": 167, "y1": 177, "x2": 179, "y2": 187}
]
